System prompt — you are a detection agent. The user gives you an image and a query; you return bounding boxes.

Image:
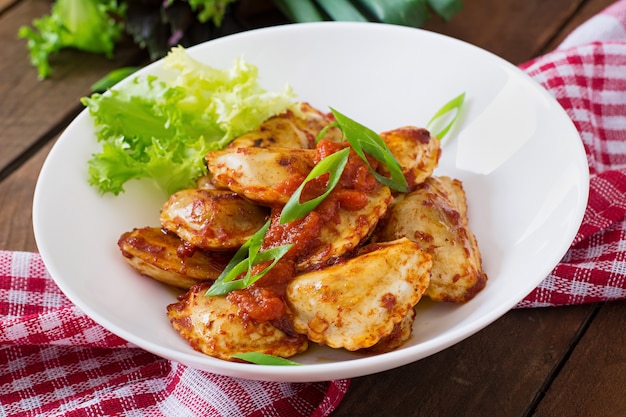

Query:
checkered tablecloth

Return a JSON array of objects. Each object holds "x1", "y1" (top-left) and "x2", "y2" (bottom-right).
[
  {"x1": 2, "y1": 1, "x2": 626, "y2": 416},
  {"x1": 516, "y1": 0, "x2": 626, "y2": 307},
  {"x1": 0, "y1": 253, "x2": 349, "y2": 417}
]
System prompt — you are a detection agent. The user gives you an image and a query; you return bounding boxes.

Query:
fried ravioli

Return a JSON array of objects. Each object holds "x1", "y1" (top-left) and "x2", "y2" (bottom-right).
[{"x1": 373, "y1": 176, "x2": 487, "y2": 303}]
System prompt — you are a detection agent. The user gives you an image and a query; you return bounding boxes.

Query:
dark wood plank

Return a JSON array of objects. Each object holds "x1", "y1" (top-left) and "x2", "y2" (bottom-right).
[
  {"x1": 544, "y1": 0, "x2": 618, "y2": 50},
  {"x1": 532, "y1": 301, "x2": 626, "y2": 417},
  {"x1": 235, "y1": 0, "x2": 608, "y2": 64},
  {"x1": 0, "y1": 138, "x2": 53, "y2": 252},
  {"x1": 331, "y1": 305, "x2": 596, "y2": 416},
  {"x1": 0, "y1": 0, "x2": 144, "y2": 176},
  {"x1": 0, "y1": 0, "x2": 19, "y2": 13},
  {"x1": 422, "y1": 0, "x2": 586, "y2": 64}
]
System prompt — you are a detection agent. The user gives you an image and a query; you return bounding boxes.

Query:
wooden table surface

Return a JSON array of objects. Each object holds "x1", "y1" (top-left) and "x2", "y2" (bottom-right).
[{"x1": 2, "y1": 1, "x2": 625, "y2": 416}]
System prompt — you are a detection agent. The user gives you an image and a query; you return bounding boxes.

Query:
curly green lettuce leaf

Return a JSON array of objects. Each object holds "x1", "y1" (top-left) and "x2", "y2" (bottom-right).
[
  {"x1": 82, "y1": 47, "x2": 297, "y2": 196},
  {"x1": 177, "y1": 0, "x2": 239, "y2": 25},
  {"x1": 18, "y1": 0, "x2": 125, "y2": 79}
]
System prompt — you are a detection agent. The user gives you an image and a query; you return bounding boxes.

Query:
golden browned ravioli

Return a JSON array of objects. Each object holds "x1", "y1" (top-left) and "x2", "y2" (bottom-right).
[{"x1": 373, "y1": 176, "x2": 487, "y2": 303}]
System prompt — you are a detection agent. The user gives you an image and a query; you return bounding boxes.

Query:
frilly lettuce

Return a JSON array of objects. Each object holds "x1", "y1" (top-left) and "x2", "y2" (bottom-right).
[
  {"x1": 18, "y1": 0, "x2": 125, "y2": 80},
  {"x1": 181, "y1": 0, "x2": 238, "y2": 26},
  {"x1": 82, "y1": 46, "x2": 296, "y2": 196}
]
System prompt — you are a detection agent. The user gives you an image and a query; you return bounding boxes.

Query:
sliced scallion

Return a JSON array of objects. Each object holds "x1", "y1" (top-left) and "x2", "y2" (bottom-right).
[
  {"x1": 330, "y1": 108, "x2": 409, "y2": 193},
  {"x1": 426, "y1": 92, "x2": 465, "y2": 140},
  {"x1": 230, "y1": 352, "x2": 301, "y2": 366},
  {"x1": 315, "y1": 121, "x2": 339, "y2": 144},
  {"x1": 205, "y1": 221, "x2": 293, "y2": 296},
  {"x1": 279, "y1": 147, "x2": 350, "y2": 224},
  {"x1": 90, "y1": 66, "x2": 139, "y2": 93}
]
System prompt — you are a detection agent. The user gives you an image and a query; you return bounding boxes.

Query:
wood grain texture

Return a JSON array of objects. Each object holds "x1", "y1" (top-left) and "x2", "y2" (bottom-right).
[
  {"x1": 0, "y1": 139, "x2": 53, "y2": 252},
  {"x1": 544, "y1": 0, "x2": 619, "y2": 50},
  {"x1": 0, "y1": 0, "x2": 145, "y2": 176},
  {"x1": 533, "y1": 301, "x2": 626, "y2": 417},
  {"x1": 421, "y1": 0, "x2": 584, "y2": 64},
  {"x1": 331, "y1": 305, "x2": 597, "y2": 416},
  {"x1": 0, "y1": 0, "x2": 20, "y2": 13}
]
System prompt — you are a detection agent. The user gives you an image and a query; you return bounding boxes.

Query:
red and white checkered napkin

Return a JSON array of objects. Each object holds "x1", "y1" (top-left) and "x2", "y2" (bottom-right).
[
  {"x1": 0, "y1": 251, "x2": 349, "y2": 416},
  {"x1": 3, "y1": 2, "x2": 626, "y2": 416},
  {"x1": 516, "y1": 0, "x2": 626, "y2": 307}
]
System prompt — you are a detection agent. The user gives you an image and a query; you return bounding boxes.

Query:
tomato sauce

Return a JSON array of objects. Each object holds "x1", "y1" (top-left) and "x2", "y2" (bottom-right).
[{"x1": 226, "y1": 139, "x2": 385, "y2": 327}]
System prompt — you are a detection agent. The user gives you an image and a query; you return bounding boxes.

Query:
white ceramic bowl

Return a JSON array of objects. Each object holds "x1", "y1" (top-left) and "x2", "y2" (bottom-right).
[{"x1": 33, "y1": 22, "x2": 589, "y2": 382}]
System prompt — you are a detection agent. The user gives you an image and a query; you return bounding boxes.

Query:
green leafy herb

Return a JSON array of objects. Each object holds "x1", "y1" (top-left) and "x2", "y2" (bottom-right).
[
  {"x1": 207, "y1": 244, "x2": 293, "y2": 295},
  {"x1": 279, "y1": 148, "x2": 351, "y2": 224},
  {"x1": 174, "y1": 0, "x2": 239, "y2": 26},
  {"x1": 123, "y1": 0, "x2": 236, "y2": 62},
  {"x1": 316, "y1": 0, "x2": 368, "y2": 21},
  {"x1": 231, "y1": 352, "x2": 301, "y2": 366},
  {"x1": 330, "y1": 108, "x2": 409, "y2": 193},
  {"x1": 205, "y1": 221, "x2": 293, "y2": 296},
  {"x1": 20, "y1": 1, "x2": 463, "y2": 81},
  {"x1": 90, "y1": 66, "x2": 140, "y2": 93},
  {"x1": 18, "y1": 0, "x2": 125, "y2": 80},
  {"x1": 315, "y1": 123, "x2": 338, "y2": 144},
  {"x1": 427, "y1": 0, "x2": 464, "y2": 21},
  {"x1": 272, "y1": 0, "x2": 326, "y2": 22},
  {"x1": 426, "y1": 92, "x2": 465, "y2": 140},
  {"x1": 274, "y1": 0, "x2": 463, "y2": 26},
  {"x1": 82, "y1": 47, "x2": 296, "y2": 195},
  {"x1": 355, "y1": 0, "x2": 431, "y2": 27}
]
